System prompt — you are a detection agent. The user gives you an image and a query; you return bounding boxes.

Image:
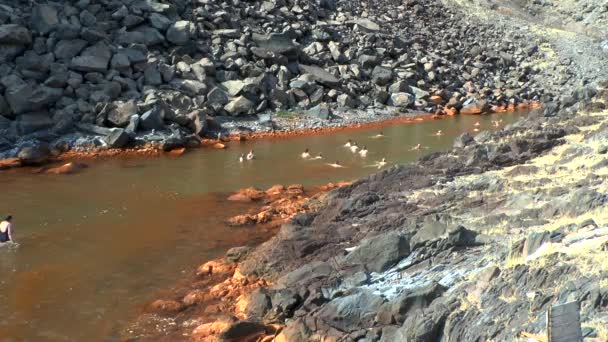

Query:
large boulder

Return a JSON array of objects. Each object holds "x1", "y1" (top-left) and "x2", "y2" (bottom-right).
[
  {"x1": 31, "y1": 4, "x2": 59, "y2": 35},
  {"x1": 166, "y1": 21, "x2": 194, "y2": 45},
  {"x1": 0, "y1": 24, "x2": 32, "y2": 45},
  {"x1": 344, "y1": 231, "x2": 410, "y2": 273},
  {"x1": 306, "y1": 103, "x2": 331, "y2": 120},
  {"x1": 224, "y1": 96, "x2": 254, "y2": 116}
]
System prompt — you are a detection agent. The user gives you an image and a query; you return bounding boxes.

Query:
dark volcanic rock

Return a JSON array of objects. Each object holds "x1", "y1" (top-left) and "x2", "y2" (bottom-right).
[{"x1": 344, "y1": 231, "x2": 410, "y2": 273}]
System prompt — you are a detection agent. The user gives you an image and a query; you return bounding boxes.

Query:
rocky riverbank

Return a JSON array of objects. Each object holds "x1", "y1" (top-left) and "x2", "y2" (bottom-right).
[
  {"x1": 0, "y1": 0, "x2": 583, "y2": 162},
  {"x1": 125, "y1": 81, "x2": 608, "y2": 341}
]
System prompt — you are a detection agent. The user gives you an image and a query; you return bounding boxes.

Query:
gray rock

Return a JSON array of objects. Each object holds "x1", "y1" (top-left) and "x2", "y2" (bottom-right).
[
  {"x1": 391, "y1": 282, "x2": 446, "y2": 323},
  {"x1": 410, "y1": 86, "x2": 430, "y2": 100},
  {"x1": 207, "y1": 87, "x2": 229, "y2": 109},
  {"x1": 70, "y1": 43, "x2": 111, "y2": 73},
  {"x1": 225, "y1": 246, "x2": 253, "y2": 263},
  {"x1": 0, "y1": 94, "x2": 11, "y2": 117},
  {"x1": 123, "y1": 15, "x2": 144, "y2": 28},
  {"x1": 107, "y1": 100, "x2": 138, "y2": 127},
  {"x1": 105, "y1": 128, "x2": 130, "y2": 148},
  {"x1": 166, "y1": 21, "x2": 194, "y2": 45},
  {"x1": 388, "y1": 81, "x2": 409, "y2": 94},
  {"x1": 149, "y1": 13, "x2": 171, "y2": 31},
  {"x1": 371, "y1": 66, "x2": 393, "y2": 86},
  {"x1": 79, "y1": 10, "x2": 97, "y2": 27},
  {"x1": 140, "y1": 108, "x2": 164, "y2": 130},
  {"x1": 306, "y1": 103, "x2": 331, "y2": 120},
  {"x1": 144, "y1": 63, "x2": 162, "y2": 85},
  {"x1": 110, "y1": 52, "x2": 131, "y2": 72},
  {"x1": 316, "y1": 290, "x2": 384, "y2": 331},
  {"x1": 17, "y1": 113, "x2": 54, "y2": 135},
  {"x1": 224, "y1": 96, "x2": 254, "y2": 116},
  {"x1": 31, "y1": 4, "x2": 59, "y2": 35},
  {"x1": 125, "y1": 114, "x2": 140, "y2": 135},
  {"x1": 16, "y1": 51, "x2": 54, "y2": 72},
  {"x1": 54, "y1": 24, "x2": 80, "y2": 40},
  {"x1": 5, "y1": 83, "x2": 33, "y2": 114},
  {"x1": 0, "y1": 24, "x2": 32, "y2": 45},
  {"x1": 245, "y1": 288, "x2": 272, "y2": 319},
  {"x1": 388, "y1": 92, "x2": 414, "y2": 107},
  {"x1": 345, "y1": 231, "x2": 410, "y2": 273},
  {"x1": 188, "y1": 110, "x2": 207, "y2": 136},
  {"x1": 353, "y1": 18, "x2": 381, "y2": 32},
  {"x1": 328, "y1": 41, "x2": 346, "y2": 63},
  {"x1": 220, "y1": 321, "x2": 266, "y2": 342},
  {"x1": 0, "y1": 45, "x2": 26, "y2": 63},
  {"x1": 29, "y1": 86, "x2": 63, "y2": 107},
  {"x1": 337, "y1": 94, "x2": 357, "y2": 108},
  {"x1": 54, "y1": 39, "x2": 88, "y2": 60},
  {"x1": 454, "y1": 132, "x2": 475, "y2": 149},
  {"x1": 252, "y1": 32, "x2": 297, "y2": 56},
  {"x1": 298, "y1": 64, "x2": 340, "y2": 86}
]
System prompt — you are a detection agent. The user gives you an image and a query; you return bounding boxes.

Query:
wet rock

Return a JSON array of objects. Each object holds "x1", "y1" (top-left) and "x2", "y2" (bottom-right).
[
  {"x1": 149, "y1": 299, "x2": 184, "y2": 313},
  {"x1": 252, "y1": 32, "x2": 298, "y2": 56},
  {"x1": 344, "y1": 231, "x2": 410, "y2": 273},
  {"x1": 18, "y1": 143, "x2": 51, "y2": 165},
  {"x1": 220, "y1": 320, "x2": 266, "y2": 342}
]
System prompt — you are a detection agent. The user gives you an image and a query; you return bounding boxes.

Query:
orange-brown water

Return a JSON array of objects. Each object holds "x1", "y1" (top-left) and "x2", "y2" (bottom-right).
[{"x1": 0, "y1": 112, "x2": 526, "y2": 340}]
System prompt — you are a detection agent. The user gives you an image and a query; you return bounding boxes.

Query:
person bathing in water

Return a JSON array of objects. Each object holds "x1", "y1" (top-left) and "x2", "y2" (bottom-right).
[
  {"x1": 239, "y1": 154, "x2": 245, "y2": 163},
  {"x1": 0, "y1": 215, "x2": 14, "y2": 243},
  {"x1": 301, "y1": 148, "x2": 311, "y2": 159},
  {"x1": 350, "y1": 142, "x2": 359, "y2": 153},
  {"x1": 344, "y1": 139, "x2": 353, "y2": 148},
  {"x1": 246, "y1": 150, "x2": 255, "y2": 160},
  {"x1": 327, "y1": 160, "x2": 344, "y2": 168},
  {"x1": 359, "y1": 146, "x2": 368, "y2": 157},
  {"x1": 311, "y1": 153, "x2": 323, "y2": 160},
  {"x1": 377, "y1": 158, "x2": 387, "y2": 168},
  {"x1": 372, "y1": 131, "x2": 385, "y2": 139}
]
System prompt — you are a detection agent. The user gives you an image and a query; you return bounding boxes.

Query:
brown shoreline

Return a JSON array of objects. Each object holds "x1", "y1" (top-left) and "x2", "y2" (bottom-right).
[{"x1": 124, "y1": 182, "x2": 349, "y2": 341}]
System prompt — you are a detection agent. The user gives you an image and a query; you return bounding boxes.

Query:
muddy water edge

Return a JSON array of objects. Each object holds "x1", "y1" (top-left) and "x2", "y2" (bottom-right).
[{"x1": 0, "y1": 111, "x2": 527, "y2": 341}]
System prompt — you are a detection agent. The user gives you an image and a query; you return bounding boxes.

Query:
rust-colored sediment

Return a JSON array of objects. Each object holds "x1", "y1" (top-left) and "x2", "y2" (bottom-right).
[
  {"x1": 132, "y1": 181, "x2": 350, "y2": 341},
  {"x1": 0, "y1": 102, "x2": 540, "y2": 169}
]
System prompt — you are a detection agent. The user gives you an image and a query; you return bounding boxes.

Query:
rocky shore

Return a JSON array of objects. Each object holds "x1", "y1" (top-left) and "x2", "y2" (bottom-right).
[
  {"x1": 126, "y1": 81, "x2": 608, "y2": 341},
  {"x1": 0, "y1": 0, "x2": 585, "y2": 163}
]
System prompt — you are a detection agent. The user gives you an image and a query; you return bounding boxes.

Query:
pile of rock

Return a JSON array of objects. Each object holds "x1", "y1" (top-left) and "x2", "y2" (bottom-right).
[{"x1": 0, "y1": 0, "x2": 548, "y2": 156}]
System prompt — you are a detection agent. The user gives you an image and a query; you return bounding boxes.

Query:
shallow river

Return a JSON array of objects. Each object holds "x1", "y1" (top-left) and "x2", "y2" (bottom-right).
[{"x1": 0, "y1": 112, "x2": 526, "y2": 341}]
